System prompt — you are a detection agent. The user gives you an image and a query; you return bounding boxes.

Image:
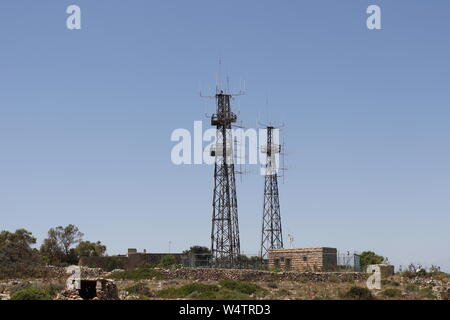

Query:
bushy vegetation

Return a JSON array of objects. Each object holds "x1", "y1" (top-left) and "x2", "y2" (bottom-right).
[
  {"x1": 405, "y1": 283, "x2": 419, "y2": 292},
  {"x1": 182, "y1": 246, "x2": 211, "y2": 267},
  {"x1": 218, "y1": 279, "x2": 266, "y2": 295},
  {"x1": 39, "y1": 224, "x2": 106, "y2": 266},
  {"x1": 156, "y1": 282, "x2": 259, "y2": 300},
  {"x1": 269, "y1": 266, "x2": 282, "y2": 273},
  {"x1": 108, "y1": 268, "x2": 165, "y2": 280},
  {"x1": 158, "y1": 255, "x2": 176, "y2": 268},
  {"x1": 47, "y1": 282, "x2": 66, "y2": 297},
  {"x1": 75, "y1": 241, "x2": 106, "y2": 258},
  {"x1": 0, "y1": 225, "x2": 108, "y2": 279},
  {"x1": 125, "y1": 282, "x2": 154, "y2": 298},
  {"x1": 359, "y1": 251, "x2": 385, "y2": 269},
  {"x1": 382, "y1": 288, "x2": 402, "y2": 298},
  {"x1": 9, "y1": 281, "x2": 65, "y2": 299},
  {"x1": 400, "y1": 264, "x2": 448, "y2": 280},
  {"x1": 39, "y1": 224, "x2": 84, "y2": 265},
  {"x1": 275, "y1": 289, "x2": 291, "y2": 297},
  {"x1": 0, "y1": 229, "x2": 43, "y2": 279},
  {"x1": 10, "y1": 288, "x2": 53, "y2": 300},
  {"x1": 341, "y1": 286, "x2": 375, "y2": 300}
]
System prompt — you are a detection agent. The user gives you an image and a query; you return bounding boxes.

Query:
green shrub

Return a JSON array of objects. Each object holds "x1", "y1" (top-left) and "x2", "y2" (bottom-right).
[
  {"x1": 157, "y1": 282, "x2": 254, "y2": 300},
  {"x1": 416, "y1": 269, "x2": 427, "y2": 277},
  {"x1": 103, "y1": 257, "x2": 126, "y2": 271},
  {"x1": 419, "y1": 287, "x2": 435, "y2": 299},
  {"x1": 405, "y1": 283, "x2": 419, "y2": 292},
  {"x1": 10, "y1": 282, "x2": 64, "y2": 298},
  {"x1": 341, "y1": 286, "x2": 375, "y2": 300},
  {"x1": 218, "y1": 279, "x2": 266, "y2": 295},
  {"x1": 382, "y1": 288, "x2": 402, "y2": 298},
  {"x1": 266, "y1": 281, "x2": 278, "y2": 289},
  {"x1": 269, "y1": 266, "x2": 282, "y2": 273},
  {"x1": 109, "y1": 268, "x2": 165, "y2": 280},
  {"x1": 46, "y1": 283, "x2": 66, "y2": 297},
  {"x1": 158, "y1": 255, "x2": 176, "y2": 268},
  {"x1": 125, "y1": 282, "x2": 153, "y2": 297},
  {"x1": 0, "y1": 266, "x2": 50, "y2": 281},
  {"x1": 10, "y1": 288, "x2": 52, "y2": 300},
  {"x1": 10, "y1": 282, "x2": 32, "y2": 294},
  {"x1": 360, "y1": 251, "x2": 385, "y2": 269},
  {"x1": 275, "y1": 289, "x2": 291, "y2": 296}
]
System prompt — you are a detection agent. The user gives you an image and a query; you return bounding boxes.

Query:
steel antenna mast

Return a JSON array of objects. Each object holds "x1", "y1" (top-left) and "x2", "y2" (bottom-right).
[
  {"x1": 260, "y1": 125, "x2": 284, "y2": 260},
  {"x1": 207, "y1": 87, "x2": 243, "y2": 267}
]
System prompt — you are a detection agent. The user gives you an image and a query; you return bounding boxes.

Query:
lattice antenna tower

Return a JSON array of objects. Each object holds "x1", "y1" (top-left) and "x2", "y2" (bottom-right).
[
  {"x1": 259, "y1": 123, "x2": 285, "y2": 260},
  {"x1": 201, "y1": 73, "x2": 245, "y2": 267}
]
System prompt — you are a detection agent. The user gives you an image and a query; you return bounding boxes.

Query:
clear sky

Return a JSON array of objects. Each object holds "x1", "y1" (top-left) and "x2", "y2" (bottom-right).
[{"x1": 0, "y1": 1, "x2": 449, "y2": 271}]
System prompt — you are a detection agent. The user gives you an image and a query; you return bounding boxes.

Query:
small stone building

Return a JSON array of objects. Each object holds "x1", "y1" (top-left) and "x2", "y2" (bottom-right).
[
  {"x1": 268, "y1": 247, "x2": 337, "y2": 271},
  {"x1": 56, "y1": 278, "x2": 119, "y2": 300}
]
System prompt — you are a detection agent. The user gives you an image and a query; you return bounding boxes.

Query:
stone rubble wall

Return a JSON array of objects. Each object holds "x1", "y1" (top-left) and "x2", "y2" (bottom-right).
[
  {"x1": 44, "y1": 266, "x2": 104, "y2": 279},
  {"x1": 158, "y1": 267, "x2": 367, "y2": 282}
]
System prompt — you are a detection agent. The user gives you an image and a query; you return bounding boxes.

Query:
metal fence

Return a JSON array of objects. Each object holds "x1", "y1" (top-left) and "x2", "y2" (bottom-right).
[
  {"x1": 180, "y1": 251, "x2": 362, "y2": 272},
  {"x1": 180, "y1": 253, "x2": 265, "y2": 270},
  {"x1": 181, "y1": 254, "x2": 267, "y2": 269},
  {"x1": 336, "y1": 251, "x2": 361, "y2": 272}
]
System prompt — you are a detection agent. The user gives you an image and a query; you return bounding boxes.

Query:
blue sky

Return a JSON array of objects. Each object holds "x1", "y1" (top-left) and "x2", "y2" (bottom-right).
[{"x1": 0, "y1": 1, "x2": 449, "y2": 271}]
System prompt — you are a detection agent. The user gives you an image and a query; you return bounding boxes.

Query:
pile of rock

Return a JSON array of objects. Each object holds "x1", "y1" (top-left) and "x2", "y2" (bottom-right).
[
  {"x1": 410, "y1": 277, "x2": 450, "y2": 300},
  {"x1": 79, "y1": 267, "x2": 104, "y2": 279},
  {"x1": 56, "y1": 289, "x2": 84, "y2": 300},
  {"x1": 95, "y1": 279, "x2": 119, "y2": 300}
]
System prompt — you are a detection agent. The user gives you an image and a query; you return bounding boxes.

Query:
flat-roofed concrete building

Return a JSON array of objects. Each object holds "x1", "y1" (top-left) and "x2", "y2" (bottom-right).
[{"x1": 268, "y1": 247, "x2": 337, "y2": 271}]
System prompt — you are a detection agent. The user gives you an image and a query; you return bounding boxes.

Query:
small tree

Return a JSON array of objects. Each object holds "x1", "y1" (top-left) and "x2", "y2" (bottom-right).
[
  {"x1": 360, "y1": 251, "x2": 385, "y2": 269},
  {"x1": 183, "y1": 246, "x2": 211, "y2": 267},
  {"x1": 56, "y1": 225, "x2": 84, "y2": 256},
  {"x1": 40, "y1": 224, "x2": 84, "y2": 265},
  {"x1": 40, "y1": 237, "x2": 64, "y2": 265},
  {"x1": 183, "y1": 246, "x2": 211, "y2": 256},
  {"x1": 10, "y1": 288, "x2": 52, "y2": 300},
  {"x1": 0, "y1": 229, "x2": 42, "y2": 278},
  {"x1": 75, "y1": 241, "x2": 106, "y2": 257}
]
